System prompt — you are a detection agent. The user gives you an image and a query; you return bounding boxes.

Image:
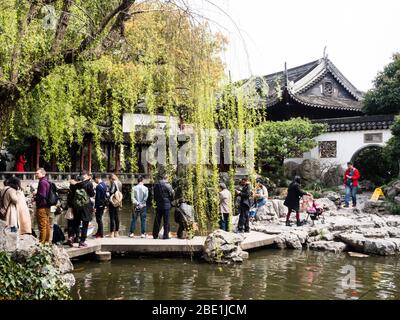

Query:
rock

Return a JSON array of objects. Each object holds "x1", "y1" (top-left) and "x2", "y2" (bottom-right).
[
  {"x1": 322, "y1": 165, "x2": 345, "y2": 187},
  {"x1": 273, "y1": 235, "x2": 287, "y2": 249},
  {"x1": 60, "y1": 273, "x2": 76, "y2": 290},
  {"x1": 309, "y1": 241, "x2": 348, "y2": 253},
  {"x1": 358, "y1": 228, "x2": 389, "y2": 239},
  {"x1": 51, "y1": 245, "x2": 74, "y2": 273},
  {"x1": 298, "y1": 159, "x2": 321, "y2": 183},
  {"x1": 202, "y1": 230, "x2": 248, "y2": 264},
  {"x1": 283, "y1": 233, "x2": 303, "y2": 249},
  {"x1": 384, "y1": 180, "x2": 400, "y2": 200},
  {"x1": 363, "y1": 239, "x2": 397, "y2": 256},
  {"x1": 321, "y1": 232, "x2": 334, "y2": 241},
  {"x1": 315, "y1": 198, "x2": 337, "y2": 212},
  {"x1": 387, "y1": 227, "x2": 400, "y2": 238},
  {"x1": 255, "y1": 200, "x2": 288, "y2": 221},
  {"x1": 321, "y1": 191, "x2": 341, "y2": 202},
  {"x1": 0, "y1": 220, "x2": 75, "y2": 293},
  {"x1": 363, "y1": 200, "x2": 391, "y2": 215},
  {"x1": 384, "y1": 216, "x2": 400, "y2": 227},
  {"x1": 283, "y1": 161, "x2": 300, "y2": 180},
  {"x1": 336, "y1": 233, "x2": 366, "y2": 252},
  {"x1": 394, "y1": 196, "x2": 400, "y2": 205},
  {"x1": 348, "y1": 252, "x2": 369, "y2": 258}
]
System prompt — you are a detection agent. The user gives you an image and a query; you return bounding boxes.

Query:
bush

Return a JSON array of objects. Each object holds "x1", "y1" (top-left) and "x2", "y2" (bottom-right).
[{"x1": 0, "y1": 245, "x2": 71, "y2": 300}]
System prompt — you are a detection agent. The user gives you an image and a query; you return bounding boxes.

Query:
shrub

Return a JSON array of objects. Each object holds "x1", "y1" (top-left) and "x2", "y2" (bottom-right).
[{"x1": 0, "y1": 245, "x2": 71, "y2": 300}]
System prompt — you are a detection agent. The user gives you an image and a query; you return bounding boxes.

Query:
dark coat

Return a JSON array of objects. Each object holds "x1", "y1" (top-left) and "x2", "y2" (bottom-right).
[
  {"x1": 73, "y1": 179, "x2": 95, "y2": 222},
  {"x1": 154, "y1": 180, "x2": 174, "y2": 210},
  {"x1": 284, "y1": 182, "x2": 307, "y2": 211},
  {"x1": 239, "y1": 183, "x2": 253, "y2": 209}
]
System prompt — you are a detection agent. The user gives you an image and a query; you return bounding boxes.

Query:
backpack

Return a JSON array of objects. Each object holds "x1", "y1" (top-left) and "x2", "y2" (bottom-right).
[
  {"x1": 73, "y1": 188, "x2": 89, "y2": 209},
  {"x1": 52, "y1": 224, "x2": 65, "y2": 244},
  {"x1": 47, "y1": 182, "x2": 59, "y2": 206},
  {"x1": 110, "y1": 183, "x2": 123, "y2": 208}
]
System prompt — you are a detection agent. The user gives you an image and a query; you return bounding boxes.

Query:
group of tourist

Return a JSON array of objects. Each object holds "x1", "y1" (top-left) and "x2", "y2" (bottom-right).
[{"x1": 0, "y1": 162, "x2": 360, "y2": 246}]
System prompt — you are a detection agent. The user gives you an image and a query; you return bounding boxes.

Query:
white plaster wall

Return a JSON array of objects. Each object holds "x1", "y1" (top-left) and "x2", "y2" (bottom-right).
[{"x1": 286, "y1": 129, "x2": 393, "y2": 169}]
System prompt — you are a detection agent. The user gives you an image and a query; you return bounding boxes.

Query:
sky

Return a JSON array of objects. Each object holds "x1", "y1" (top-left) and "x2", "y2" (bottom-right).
[{"x1": 188, "y1": 0, "x2": 400, "y2": 92}]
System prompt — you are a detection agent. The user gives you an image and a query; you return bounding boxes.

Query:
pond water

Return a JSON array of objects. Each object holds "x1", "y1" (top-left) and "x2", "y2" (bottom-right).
[
  {"x1": 71, "y1": 250, "x2": 400, "y2": 300},
  {"x1": 70, "y1": 207, "x2": 400, "y2": 300}
]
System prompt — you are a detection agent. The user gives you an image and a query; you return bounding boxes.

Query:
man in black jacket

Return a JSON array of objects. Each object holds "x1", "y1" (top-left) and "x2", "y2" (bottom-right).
[
  {"x1": 71, "y1": 171, "x2": 95, "y2": 247},
  {"x1": 236, "y1": 177, "x2": 252, "y2": 233},
  {"x1": 153, "y1": 174, "x2": 175, "y2": 239}
]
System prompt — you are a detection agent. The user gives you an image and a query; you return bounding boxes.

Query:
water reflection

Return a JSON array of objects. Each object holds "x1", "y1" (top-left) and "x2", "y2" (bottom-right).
[{"x1": 71, "y1": 250, "x2": 400, "y2": 300}]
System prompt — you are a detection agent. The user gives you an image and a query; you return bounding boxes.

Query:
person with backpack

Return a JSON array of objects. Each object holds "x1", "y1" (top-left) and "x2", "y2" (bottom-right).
[
  {"x1": 93, "y1": 175, "x2": 109, "y2": 238},
  {"x1": 108, "y1": 174, "x2": 123, "y2": 238},
  {"x1": 66, "y1": 176, "x2": 80, "y2": 244},
  {"x1": 235, "y1": 177, "x2": 253, "y2": 233},
  {"x1": 284, "y1": 176, "x2": 311, "y2": 227},
  {"x1": 34, "y1": 168, "x2": 51, "y2": 243},
  {"x1": 343, "y1": 162, "x2": 361, "y2": 208},
  {"x1": 1, "y1": 177, "x2": 31, "y2": 234},
  {"x1": 129, "y1": 175, "x2": 149, "y2": 238},
  {"x1": 153, "y1": 174, "x2": 174, "y2": 240},
  {"x1": 69, "y1": 171, "x2": 95, "y2": 247}
]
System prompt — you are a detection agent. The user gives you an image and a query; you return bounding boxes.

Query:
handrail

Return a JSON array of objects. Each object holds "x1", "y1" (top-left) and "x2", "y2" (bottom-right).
[{"x1": 0, "y1": 172, "x2": 149, "y2": 182}]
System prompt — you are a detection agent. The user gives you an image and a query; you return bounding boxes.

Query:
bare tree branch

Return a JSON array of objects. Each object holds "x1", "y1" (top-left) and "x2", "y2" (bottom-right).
[{"x1": 50, "y1": 0, "x2": 74, "y2": 54}]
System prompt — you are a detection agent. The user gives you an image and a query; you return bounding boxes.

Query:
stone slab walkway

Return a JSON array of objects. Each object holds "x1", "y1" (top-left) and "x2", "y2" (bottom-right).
[{"x1": 66, "y1": 231, "x2": 277, "y2": 258}]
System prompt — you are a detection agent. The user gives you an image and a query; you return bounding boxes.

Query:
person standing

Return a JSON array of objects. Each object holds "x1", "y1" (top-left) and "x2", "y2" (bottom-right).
[
  {"x1": 235, "y1": 177, "x2": 252, "y2": 233},
  {"x1": 66, "y1": 177, "x2": 79, "y2": 244},
  {"x1": 15, "y1": 154, "x2": 27, "y2": 172},
  {"x1": 93, "y1": 175, "x2": 108, "y2": 238},
  {"x1": 153, "y1": 174, "x2": 174, "y2": 240},
  {"x1": 284, "y1": 176, "x2": 311, "y2": 227},
  {"x1": 344, "y1": 162, "x2": 361, "y2": 208},
  {"x1": 129, "y1": 175, "x2": 149, "y2": 238},
  {"x1": 108, "y1": 174, "x2": 123, "y2": 238},
  {"x1": 1, "y1": 177, "x2": 31, "y2": 234},
  {"x1": 69, "y1": 171, "x2": 95, "y2": 247},
  {"x1": 219, "y1": 183, "x2": 232, "y2": 232},
  {"x1": 35, "y1": 168, "x2": 51, "y2": 243}
]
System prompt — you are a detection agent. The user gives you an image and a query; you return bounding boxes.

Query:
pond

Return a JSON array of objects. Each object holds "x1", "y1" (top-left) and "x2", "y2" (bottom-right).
[{"x1": 71, "y1": 207, "x2": 400, "y2": 300}]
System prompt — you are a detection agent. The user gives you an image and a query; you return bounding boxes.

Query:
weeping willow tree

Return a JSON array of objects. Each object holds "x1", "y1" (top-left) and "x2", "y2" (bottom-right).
[{"x1": 0, "y1": 0, "x2": 262, "y2": 233}]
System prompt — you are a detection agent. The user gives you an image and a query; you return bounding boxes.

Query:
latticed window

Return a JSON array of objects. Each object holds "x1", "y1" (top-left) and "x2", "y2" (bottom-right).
[
  {"x1": 319, "y1": 141, "x2": 337, "y2": 158},
  {"x1": 324, "y1": 81, "x2": 333, "y2": 95},
  {"x1": 364, "y1": 133, "x2": 383, "y2": 143}
]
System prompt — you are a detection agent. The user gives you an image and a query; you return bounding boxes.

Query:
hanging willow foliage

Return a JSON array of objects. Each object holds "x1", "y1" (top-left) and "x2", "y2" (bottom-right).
[{"x1": 3, "y1": 1, "x2": 263, "y2": 234}]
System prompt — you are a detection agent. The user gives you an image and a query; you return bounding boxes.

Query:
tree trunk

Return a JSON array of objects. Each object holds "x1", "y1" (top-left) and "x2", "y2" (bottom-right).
[
  {"x1": 88, "y1": 136, "x2": 92, "y2": 174},
  {"x1": 80, "y1": 145, "x2": 84, "y2": 173},
  {"x1": 114, "y1": 144, "x2": 120, "y2": 174},
  {"x1": 107, "y1": 143, "x2": 111, "y2": 172},
  {"x1": 35, "y1": 139, "x2": 41, "y2": 170}
]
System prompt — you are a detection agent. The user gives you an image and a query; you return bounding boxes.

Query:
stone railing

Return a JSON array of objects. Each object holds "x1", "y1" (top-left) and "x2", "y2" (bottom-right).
[{"x1": 0, "y1": 172, "x2": 149, "y2": 184}]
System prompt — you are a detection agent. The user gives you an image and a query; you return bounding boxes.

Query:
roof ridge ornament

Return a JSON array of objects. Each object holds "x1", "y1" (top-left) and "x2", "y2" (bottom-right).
[{"x1": 323, "y1": 46, "x2": 328, "y2": 60}]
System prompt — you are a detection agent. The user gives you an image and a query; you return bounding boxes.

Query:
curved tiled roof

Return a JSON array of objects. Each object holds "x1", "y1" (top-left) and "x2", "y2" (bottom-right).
[{"x1": 314, "y1": 115, "x2": 395, "y2": 132}]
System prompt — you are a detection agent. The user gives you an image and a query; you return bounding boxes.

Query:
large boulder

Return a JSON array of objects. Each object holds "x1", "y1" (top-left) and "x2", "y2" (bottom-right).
[
  {"x1": 315, "y1": 198, "x2": 337, "y2": 212},
  {"x1": 322, "y1": 165, "x2": 345, "y2": 187},
  {"x1": 308, "y1": 241, "x2": 348, "y2": 253},
  {"x1": 298, "y1": 159, "x2": 321, "y2": 183},
  {"x1": 202, "y1": 230, "x2": 248, "y2": 264},
  {"x1": 363, "y1": 200, "x2": 391, "y2": 215},
  {"x1": 283, "y1": 161, "x2": 300, "y2": 180},
  {"x1": 336, "y1": 232, "x2": 399, "y2": 256},
  {"x1": 0, "y1": 220, "x2": 75, "y2": 289},
  {"x1": 255, "y1": 200, "x2": 288, "y2": 222},
  {"x1": 384, "y1": 180, "x2": 400, "y2": 200}
]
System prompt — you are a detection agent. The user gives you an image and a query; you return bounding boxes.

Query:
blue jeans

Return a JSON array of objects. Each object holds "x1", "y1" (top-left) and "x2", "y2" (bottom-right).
[
  {"x1": 219, "y1": 213, "x2": 230, "y2": 232},
  {"x1": 345, "y1": 185, "x2": 358, "y2": 206},
  {"x1": 130, "y1": 207, "x2": 147, "y2": 235}
]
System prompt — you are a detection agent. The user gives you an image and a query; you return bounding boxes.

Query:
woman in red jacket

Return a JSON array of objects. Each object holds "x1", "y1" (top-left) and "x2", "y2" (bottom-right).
[
  {"x1": 15, "y1": 154, "x2": 27, "y2": 172},
  {"x1": 344, "y1": 162, "x2": 360, "y2": 208}
]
